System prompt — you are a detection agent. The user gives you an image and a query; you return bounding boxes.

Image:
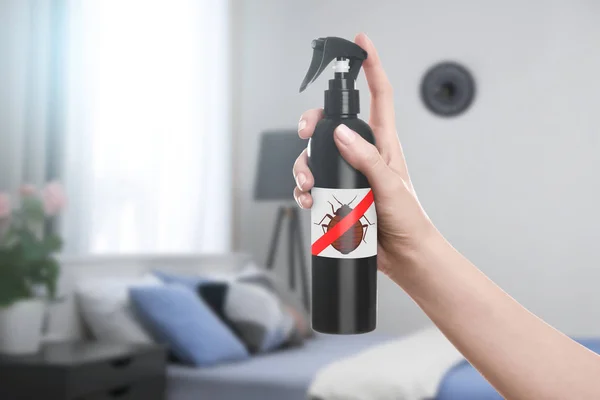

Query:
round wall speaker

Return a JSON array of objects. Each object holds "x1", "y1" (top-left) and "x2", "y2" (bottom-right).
[{"x1": 420, "y1": 62, "x2": 475, "y2": 117}]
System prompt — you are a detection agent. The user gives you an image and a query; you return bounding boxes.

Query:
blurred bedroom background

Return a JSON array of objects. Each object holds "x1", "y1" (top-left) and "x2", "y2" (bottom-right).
[{"x1": 1, "y1": 1, "x2": 600, "y2": 399}]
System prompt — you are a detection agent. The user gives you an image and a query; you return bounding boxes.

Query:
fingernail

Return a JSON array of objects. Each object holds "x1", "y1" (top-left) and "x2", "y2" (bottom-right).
[
  {"x1": 335, "y1": 124, "x2": 355, "y2": 145},
  {"x1": 295, "y1": 173, "x2": 306, "y2": 190},
  {"x1": 296, "y1": 194, "x2": 305, "y2": 209},
  {"x1": 298, "y1": 119, "x2": 307, "y2": 132}
]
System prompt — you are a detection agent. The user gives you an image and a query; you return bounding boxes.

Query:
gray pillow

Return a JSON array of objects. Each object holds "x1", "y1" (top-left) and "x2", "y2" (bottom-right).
[
  {"x1": 237, "y1": 263, "x2": 313, "y2": 340},
  {"x1": 198, "y1": 280, "x2": 295, "y2": 354}
]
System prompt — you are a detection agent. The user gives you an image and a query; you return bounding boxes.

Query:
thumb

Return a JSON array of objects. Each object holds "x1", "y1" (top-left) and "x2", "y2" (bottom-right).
[{"x1": 333, "y1": 124, "x2": 391, "y2": 191}]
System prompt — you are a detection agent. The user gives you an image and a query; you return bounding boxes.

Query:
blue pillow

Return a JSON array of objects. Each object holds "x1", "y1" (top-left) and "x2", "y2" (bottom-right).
[
  {"x1": 130, "y1": 284, "x2": 249, "y2": 366},
  {"x1": 152, "y1": 270, "x2": 213, "y2": 291}
]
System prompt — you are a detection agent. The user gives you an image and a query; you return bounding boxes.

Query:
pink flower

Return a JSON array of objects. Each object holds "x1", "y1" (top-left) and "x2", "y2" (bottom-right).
[
  {"x1": 19, "y1": 184, "x2": 36, "y2": 197},
  {"x1": 0, "y1": 192, "x2": 10, "y2": 219},
  {"x1": 42, "y1": 182, "x2": 67, "y2": 216}
]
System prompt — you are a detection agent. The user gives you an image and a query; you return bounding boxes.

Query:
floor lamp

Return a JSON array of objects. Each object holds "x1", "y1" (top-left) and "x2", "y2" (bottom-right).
[{"x1": 254, "y1": 131, "x2": 310, "y2": 312}]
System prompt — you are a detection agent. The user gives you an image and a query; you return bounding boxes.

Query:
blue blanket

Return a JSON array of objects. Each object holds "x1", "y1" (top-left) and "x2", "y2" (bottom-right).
[{"x1": 436, "y1": 338, "x2": 600, "y2": 399}]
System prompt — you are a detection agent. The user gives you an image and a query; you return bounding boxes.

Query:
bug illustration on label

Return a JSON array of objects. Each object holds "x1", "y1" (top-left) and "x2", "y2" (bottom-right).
[{"x1": 314, "y1": 195, "x2": 376, "y2": 255}]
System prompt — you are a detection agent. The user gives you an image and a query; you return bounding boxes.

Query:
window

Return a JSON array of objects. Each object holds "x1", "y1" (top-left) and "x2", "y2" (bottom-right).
[{"x1": 63, "y1": 0, "x2": 231, "y2": 254}]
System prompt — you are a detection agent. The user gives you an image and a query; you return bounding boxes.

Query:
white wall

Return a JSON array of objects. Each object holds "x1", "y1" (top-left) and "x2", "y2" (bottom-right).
[{"x1": 232, "y1": 0, "x2": 600, "y2": 336}]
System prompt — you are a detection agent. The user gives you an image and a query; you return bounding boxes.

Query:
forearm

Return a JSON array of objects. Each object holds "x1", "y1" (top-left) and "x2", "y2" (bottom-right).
[{"x1": 393, "y1": 231, "x2": 600, "y2": 400}]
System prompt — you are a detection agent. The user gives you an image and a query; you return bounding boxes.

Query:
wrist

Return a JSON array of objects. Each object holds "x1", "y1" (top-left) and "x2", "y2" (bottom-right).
[{"x1": 384, "y1": 224, "x2": 449, "y2": 288}]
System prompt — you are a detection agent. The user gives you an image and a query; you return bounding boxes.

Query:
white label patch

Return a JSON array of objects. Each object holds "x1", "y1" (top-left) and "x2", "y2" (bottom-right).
[{"x1": 311, "y1": 187, "x2": 377, "y2": 259}]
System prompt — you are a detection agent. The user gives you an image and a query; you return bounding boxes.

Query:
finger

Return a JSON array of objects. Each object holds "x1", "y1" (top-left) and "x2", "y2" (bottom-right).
[
  {"x1": 355, "y1": 33, "x2": 410, "y2": 180},
  {"x1": 354, "y1": 33, "x2": 396, "y2": 134},
  {"x1": 292, "y1": 149, "x2": 314, "y2": 192},
  {"x1": 298, "y1": 108, "x2": 324, "y2": 139},
  {"x1": 294, "y1": 187, "x2": 313, "y2": 209},
  {"x1": 333, "y1": 124, "x2": 394, "y2": 192}
]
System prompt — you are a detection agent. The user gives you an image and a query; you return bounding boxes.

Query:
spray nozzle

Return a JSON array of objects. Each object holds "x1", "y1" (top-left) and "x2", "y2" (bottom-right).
[{"x1": 299, "y1": 37, "x2": 368, "y2": 93}]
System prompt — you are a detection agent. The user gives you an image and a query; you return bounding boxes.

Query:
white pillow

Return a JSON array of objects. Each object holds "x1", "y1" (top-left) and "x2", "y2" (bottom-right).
[{"x1": 76, "y1": 275, "x2": 162, "y2": 344}]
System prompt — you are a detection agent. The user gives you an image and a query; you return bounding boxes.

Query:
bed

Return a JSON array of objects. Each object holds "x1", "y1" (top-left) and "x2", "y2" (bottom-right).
[
  {"x1": 52, "y1": 254, "x2": 398, "y2": 399},
  {"x1": 168, "y1": 332, "x2": 392, "y2": 400},
  {"x1": 51, "y1": 254, "x2": 600, "y2": 400}
]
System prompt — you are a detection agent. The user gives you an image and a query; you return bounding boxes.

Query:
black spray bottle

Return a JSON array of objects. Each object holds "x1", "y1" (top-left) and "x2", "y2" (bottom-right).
[{"x1": 300, "y1": 37, "x2": 377, "y2": 334}]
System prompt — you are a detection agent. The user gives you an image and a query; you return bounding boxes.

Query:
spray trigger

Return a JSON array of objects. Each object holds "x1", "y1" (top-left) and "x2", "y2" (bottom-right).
[{"x1": 299, "y1": 37, "x2": 367, "y2": 93}]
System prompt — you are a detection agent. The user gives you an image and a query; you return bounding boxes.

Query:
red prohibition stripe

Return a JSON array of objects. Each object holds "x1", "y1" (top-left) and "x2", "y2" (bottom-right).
[{"x1": 311, "y1": 190, "x2": 374, "y2": 256}]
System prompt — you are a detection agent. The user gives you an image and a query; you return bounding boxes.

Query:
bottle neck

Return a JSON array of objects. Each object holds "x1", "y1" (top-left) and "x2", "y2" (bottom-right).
[{"x1": 324, "y1": 74, "x2": 360, "y2": 117}]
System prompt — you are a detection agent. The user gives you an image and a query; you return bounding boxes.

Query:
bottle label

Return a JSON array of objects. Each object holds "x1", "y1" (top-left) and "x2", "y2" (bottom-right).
[{"x1": 311, "y1": 187, "x2": 377, "y2": 259}]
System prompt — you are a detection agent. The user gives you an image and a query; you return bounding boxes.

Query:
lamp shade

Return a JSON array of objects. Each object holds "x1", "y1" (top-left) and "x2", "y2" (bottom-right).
[{"x1": 254, "y1": 130, "x2": 308, "y2": 201}]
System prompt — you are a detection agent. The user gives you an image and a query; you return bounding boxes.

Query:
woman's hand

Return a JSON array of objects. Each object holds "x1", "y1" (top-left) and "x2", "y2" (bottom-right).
[
  {"x1": 294, "y1": 33, "x2": 600, "y2": 400},
  {"x1": 292, "y1": 33, "x2": 435, "y2": 278}
]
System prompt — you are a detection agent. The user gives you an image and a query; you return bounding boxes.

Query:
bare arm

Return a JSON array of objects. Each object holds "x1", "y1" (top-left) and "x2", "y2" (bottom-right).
[
  {"x1": 293, "y1": 32, "x2": 600, "y2": 400},
  {"x1": 399, "y1": 231, "x2": 600, "y2": 400}
]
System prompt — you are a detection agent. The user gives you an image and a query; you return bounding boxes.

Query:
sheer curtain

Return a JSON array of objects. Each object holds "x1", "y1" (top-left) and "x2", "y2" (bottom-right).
[
  {"x1": 0, "y1": 0, "x2": 66, "y2": 193},
  {"x1": 62, "y1": 0, "x2": 231, "y2": 254}
]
